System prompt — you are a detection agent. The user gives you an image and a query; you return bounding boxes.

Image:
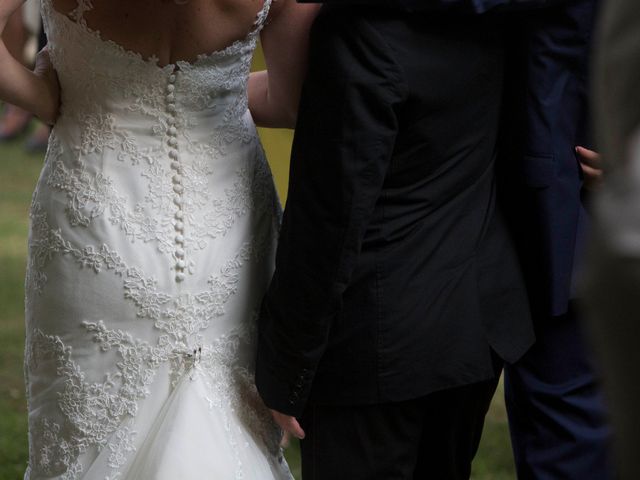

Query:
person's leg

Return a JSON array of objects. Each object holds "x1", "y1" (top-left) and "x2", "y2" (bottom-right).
[
  {"x1": 299, "y1": 400, "x2": 423, "y2": 480},
  {"x1": 300, "y1": 378, "x2": 500, "y2": 480},
  {"x1": 504, "y1": 305, "x2": 614, "y2": 479},
  {"x1": 24, "y1": 121, "x2": 50, "y2": 152},
  {"x1": 413, "y1": 378, "x2": 500, "y2": 480}
]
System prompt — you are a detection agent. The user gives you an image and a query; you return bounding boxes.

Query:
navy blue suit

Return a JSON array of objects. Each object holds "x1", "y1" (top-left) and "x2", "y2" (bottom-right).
[
  {"x1": 498, "y1": 1, "x2": 614, "y2": 478},
  {"x1": 500, "y1": 0, "x2": 593, "y2": 317}
]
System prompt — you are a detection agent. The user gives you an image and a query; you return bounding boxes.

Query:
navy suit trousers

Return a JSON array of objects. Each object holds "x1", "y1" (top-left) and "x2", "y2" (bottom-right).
[{"x1": 504, "y1": 304, "x2": 614, "y2": 479}]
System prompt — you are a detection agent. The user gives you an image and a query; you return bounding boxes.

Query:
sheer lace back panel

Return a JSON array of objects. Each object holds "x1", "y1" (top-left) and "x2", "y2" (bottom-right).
[
  {"x1": 42, "y1": 0, "x2": 271, "y2": 126},
  {"x1": 48, "y1": 0, "x2": 271, "y2": 65}
]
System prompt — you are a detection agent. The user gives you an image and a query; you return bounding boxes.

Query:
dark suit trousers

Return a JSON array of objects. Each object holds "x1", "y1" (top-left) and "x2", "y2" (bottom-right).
[
  {"x1": 299, "y1": 378, "x2": 499, "y2": 480},
  {"x1": 504, "y1": 304, "x2": 614, "y2": 479}
]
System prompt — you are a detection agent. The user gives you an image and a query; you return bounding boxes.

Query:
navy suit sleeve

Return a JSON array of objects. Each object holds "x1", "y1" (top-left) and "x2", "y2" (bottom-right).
[
  {"x1": 255, "y1": 13, "x2": 407, "y2": 417},
  {"x1": 498, "y1": 0, "x2": 598, "y2": 315}
]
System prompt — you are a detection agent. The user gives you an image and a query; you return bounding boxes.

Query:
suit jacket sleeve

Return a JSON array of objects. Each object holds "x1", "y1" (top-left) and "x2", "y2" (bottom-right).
[{"x1": 255, "y1": 12, "x2": 407, "y2": 417}]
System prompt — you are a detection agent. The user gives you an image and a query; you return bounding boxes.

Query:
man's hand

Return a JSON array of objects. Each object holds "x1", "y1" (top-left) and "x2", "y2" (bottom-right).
[
  {"x1": 576, "y1": 146, "x2": 603, "y2": 191},
  {"x1": 270, "y1": 409, "x2": 305, "y2": 447}
]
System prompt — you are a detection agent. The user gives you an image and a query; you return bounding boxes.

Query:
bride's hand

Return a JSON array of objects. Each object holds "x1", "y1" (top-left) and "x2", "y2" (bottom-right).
[{"x1": 32, "y1": 47, "x2": 60, "y2": 125}]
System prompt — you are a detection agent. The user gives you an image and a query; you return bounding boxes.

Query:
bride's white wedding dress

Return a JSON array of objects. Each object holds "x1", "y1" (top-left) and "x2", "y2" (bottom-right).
[{"x1": 24, "y1": 1, "x2": 291, "y2": 478}]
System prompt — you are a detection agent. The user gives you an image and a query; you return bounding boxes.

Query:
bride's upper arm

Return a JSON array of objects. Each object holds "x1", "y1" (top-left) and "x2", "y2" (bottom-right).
[
  {"x1": 0, "y1": 0, "x2": 27, "y2": 28},
  {"x1": 259, "y1": 0, "x2": 320, "y2": 121}
]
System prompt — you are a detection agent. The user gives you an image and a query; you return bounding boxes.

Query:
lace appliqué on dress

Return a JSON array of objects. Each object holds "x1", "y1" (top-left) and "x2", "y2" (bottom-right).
[{"x1": 26, "y1": 206, "x2": 280, "y2": 478}]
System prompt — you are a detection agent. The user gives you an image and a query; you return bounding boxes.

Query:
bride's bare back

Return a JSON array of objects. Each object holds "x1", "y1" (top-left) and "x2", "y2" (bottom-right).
[
  {"x1": 51, "y1": 0, "x2": 270, "y2": 66},
  {"x1": 0, "y1": 0, "x2": 316, "y2": 129}
]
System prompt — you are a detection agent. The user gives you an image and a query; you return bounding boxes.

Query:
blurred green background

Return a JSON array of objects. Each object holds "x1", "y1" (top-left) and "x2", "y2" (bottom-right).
[{"x1": 0, "y1": 50, "x2": 517, "y2": 479}]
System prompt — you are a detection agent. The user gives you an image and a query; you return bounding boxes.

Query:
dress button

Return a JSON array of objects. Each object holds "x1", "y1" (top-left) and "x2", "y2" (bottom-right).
[
  {"x1": 175, "y1": 221, "x2": 184, "y2": 231},
  {"x1": 172, "y1": 174, "x2": 182, "y2": 184},
  {"x1": 170, "y1": 161, "x2": 180, "y2": 171},
  {"x1": 173, "y1": 185, "x2": 184, "y2": 194},
  {"x1": 175, "y1": 248, "x2": 185, "y2": 258},
  {"x1": 167, "y1": 103, "x2": 176, "y2": 113},
  {"x1": 176, "y1": 260, "x2": 186, "y2": 269},
  {"x1": 173, "y1": 197, "x2": 183, "y2": 207},
  {"x1": 169, "y1": 74, "x2": 176, "y2": 83},
  {"x1": 167, "y1": 93, "x2": 175, "y2": 102},
  {"x1": 175, "y1": 234, "x2": 184, "y2": 244},
  {"x1": 168, "y1": 126, "x2": 177, "y2": 136},
  {"x1": 168, "y1": 138, "x2": 178, "y2": 147},
  {"x1": 175, "y1": 272, "x2": 185, "y2": 282},
  {"x1": 169, "y1": 150, "x2": 179, "y2": 160},
  {"x1": 167, "y1": 117, "x2": 176, "y2": 127},
  {"x1": 175, "y1": 211, "x2": 184, "y2": 220},
  {"x1": 167, "y1": 84, "x2": 175, "y2": 93}
]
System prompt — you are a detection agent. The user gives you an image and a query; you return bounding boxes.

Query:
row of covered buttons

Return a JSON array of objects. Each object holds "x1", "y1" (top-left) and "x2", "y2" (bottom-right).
[{"x1": 167, "y1": 72, "x2": 186, "y2": 283}]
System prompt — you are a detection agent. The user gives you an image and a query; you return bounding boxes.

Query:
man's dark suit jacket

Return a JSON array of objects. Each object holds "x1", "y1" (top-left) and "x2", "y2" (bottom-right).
[
  {"x1": 255, "y1": 4, "x2": 540, "y2": 417},
  {"x1": 499, "y1": 0, "x2": 598, "y2": 317}
]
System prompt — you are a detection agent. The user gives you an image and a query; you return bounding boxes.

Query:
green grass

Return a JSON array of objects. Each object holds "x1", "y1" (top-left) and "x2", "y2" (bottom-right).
[
  {"x1": 473, "y1": 382, "x2": 517, "y2": 480},
  {"x1": 0, "y1": 69, "x2": 516, "y2": 479},
  {"x1": 0, "y1": 133, "x2": 39, "y2": 480}
]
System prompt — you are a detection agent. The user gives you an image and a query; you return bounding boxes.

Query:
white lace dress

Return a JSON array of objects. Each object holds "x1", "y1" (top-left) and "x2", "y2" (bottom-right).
[{"x1": 23, "y1": 1, "x2": 291, "y2": 478}]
